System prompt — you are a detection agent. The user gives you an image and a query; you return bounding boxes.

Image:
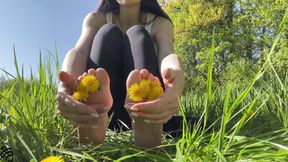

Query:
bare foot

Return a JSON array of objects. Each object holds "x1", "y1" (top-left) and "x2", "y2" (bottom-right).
[
  {"x1": 77, "y1": 68, "x2": 113, "y2": 144},
  {"x1": 126, "y1": 69, "x2": 162, "y2": 148}
]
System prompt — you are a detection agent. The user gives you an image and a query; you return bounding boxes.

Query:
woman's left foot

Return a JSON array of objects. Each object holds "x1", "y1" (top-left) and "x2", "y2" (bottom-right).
[{"x1": 126, "y1": 69, "x2": 163, "y2": 148}]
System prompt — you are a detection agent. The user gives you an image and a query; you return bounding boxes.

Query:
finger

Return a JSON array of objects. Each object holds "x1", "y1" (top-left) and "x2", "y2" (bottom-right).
[
  {"x1": 124, "y1": 103, "x2": 137, "y2": 114},
  {"x1": 57, "y1": 104, "x2": 99, "y2": 118},
  {"x1": 58, "y1": 71, "x2": 77, "y2": 90},
  {"x1": 89, "y1": 104, "x2": 111, "y2": 114},
  {"x1": 130, "y1": 91, "x2": 178, "y2": 113},
  {"x1": 60, "y1": 112, "x2": 99, "y2": 123},
  {"x1": 98, "y1": 113, "x2": 108, "y2": 118},
  {"x1": 161, "y1": 68, "x2": 176, "y2": 84},
  {"x1": 57, "y1": 93, "x2": 111, "y2": 115},
  {"x1": 132, "y1": 99, "x2": 179, "y2": 114},
  {"x1": 124, "y1": 103, "x2": 137, "y2": 109},
  {"x1": 57, "y1": 85, "x2": 70, "y2": 95},
  {"x1": 56, "y1": 92, "x2": 98, "y2": 115},
  {"x1": 130, "y1": 104, "x2": 179, "y2": 120}
]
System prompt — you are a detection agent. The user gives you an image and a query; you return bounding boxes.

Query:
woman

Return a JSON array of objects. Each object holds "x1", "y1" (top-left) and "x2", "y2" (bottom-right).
[{"x1": 56, "y1": 0, "x2": 185, "y2": 148}]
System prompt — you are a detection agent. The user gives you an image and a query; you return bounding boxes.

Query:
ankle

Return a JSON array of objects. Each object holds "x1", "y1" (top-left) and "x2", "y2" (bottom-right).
[
  {"x1": 133, "y1": 119, "x2": 163, "y2": 148},
  {"x1": 78, "y1": 116, "x2": 108, "y2": 144}
]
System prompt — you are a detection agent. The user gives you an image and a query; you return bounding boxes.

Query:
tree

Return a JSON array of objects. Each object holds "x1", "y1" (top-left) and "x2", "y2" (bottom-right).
[{"x1": 164, "y1": 0, "x2": 288, "y2": 91}]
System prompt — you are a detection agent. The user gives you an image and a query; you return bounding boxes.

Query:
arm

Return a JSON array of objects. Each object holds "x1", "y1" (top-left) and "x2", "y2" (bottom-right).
[
  {"x1": 61, "y1": 12, "x2": 100, "y2": 79},
  {"x1": 57, "y1": 12, "x2": 109, "y2": 144},
  {"x1": 128, "y1": 18, "x2": 185, "y2": 124},
  {"x1": 155, "y1": 18, "x2": 185, "y2": 96}
]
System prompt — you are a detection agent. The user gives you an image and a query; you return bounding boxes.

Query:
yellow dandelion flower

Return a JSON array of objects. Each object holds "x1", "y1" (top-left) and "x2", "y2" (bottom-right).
[
  {"x1": 139, "y1": 79, "x2": 150, "y2": 96},
  {"x1": 147, "y1": 81, "x2": 163, "y2": 101},
  {"x1": 76, "y1": 82, "x2": 87, "y2": 92},
  {"x1": 41, "y1": 155, "x2": 64, "y2": 162},
  {"x1": 128, "y1": 79, "x2": 163, "y2": 102},
  {"x1": 72, "y1": 90, "x2": 89, "y2": 102},
  {"x1": 80, "y1": 75, "x2": 99, "y2": 93},
  {"x1": 128, "y1": 83, "x2": 145, "y2": 102}
]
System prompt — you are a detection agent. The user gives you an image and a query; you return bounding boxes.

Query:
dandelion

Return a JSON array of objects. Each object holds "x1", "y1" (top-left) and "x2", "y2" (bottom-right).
[
  {"x1": 128, "y1": 83, "x2": 145, "y2": 102},
  {"x1": 76, "y1": 82, "x2": 88, "y2": 92},
  {"x1": 139, "y1": 79, "x2": 151, "y2": 96},
  {"x1": 72, "y1": 74, "x2": 99, "y2": 102},
  {"x1": 128, "y1": 79, "x2": 163, "y2": 102},
  {"x1": 72, "y1": 90, "x2": 89, "y2": 102},
  {"x1": 147, "y1": 80, "x2": 163, "y2": 101},
  {"x1": 41, "y1": 156, "x2": 64, "y2": 162},
  {"x1": 79, "y1": 75, "x2": 99, "y2": 93}
]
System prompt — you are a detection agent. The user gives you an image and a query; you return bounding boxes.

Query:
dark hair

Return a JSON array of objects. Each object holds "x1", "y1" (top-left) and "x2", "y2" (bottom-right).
[{"x1": 97, "y1": 0, "x2": 171, "y2": 23}]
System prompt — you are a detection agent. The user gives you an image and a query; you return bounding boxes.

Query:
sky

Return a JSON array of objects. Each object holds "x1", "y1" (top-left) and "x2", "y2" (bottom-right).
[{"x1": 0, "y1": 0, "x2": 100, "y2": 78}]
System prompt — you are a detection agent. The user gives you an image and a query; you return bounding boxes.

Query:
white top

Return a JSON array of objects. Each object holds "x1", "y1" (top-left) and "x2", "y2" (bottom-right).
[{"x1": 106, "y1": 12, "x2": 155, "y2": 34}]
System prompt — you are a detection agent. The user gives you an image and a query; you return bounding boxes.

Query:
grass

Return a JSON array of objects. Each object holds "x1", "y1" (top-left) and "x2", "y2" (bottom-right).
[{"x1": 0, "y1": 10, "x2": 288, "y2": 162}]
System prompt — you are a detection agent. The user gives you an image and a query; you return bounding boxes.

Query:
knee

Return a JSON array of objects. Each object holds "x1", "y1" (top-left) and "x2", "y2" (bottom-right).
[
  {"x1": 92, "y1": 24, "x2": 124, "y2": 49},
  {"x1": 126, "y1": 25, "x2": 148, "y2": 37},
  {"x1": 97, "y1": 24, "x2": 123, "y2": 38}
]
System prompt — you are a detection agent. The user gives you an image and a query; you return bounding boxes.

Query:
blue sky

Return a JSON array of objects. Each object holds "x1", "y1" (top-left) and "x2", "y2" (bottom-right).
[{"x1": 0, "y1": 0, "x2": 99, "y2": 78}]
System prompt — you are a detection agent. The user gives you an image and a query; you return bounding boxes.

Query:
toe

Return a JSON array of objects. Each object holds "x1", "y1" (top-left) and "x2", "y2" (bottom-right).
[
  {"x1": 88, "y1": 68, "x2": 97, "y2": 76},
  {"x1": 96, "y1": 68, "x2": 110, "y2": 88},
  {"x1": 126, "y1": 70, "x2": 141, "y2": 88},
  {"x1": 153, "y1": 76, "x2": 160, "y2": 83},
  {"x1": 147, "y1": 73, "x2": 154, "y2": 80},
  {"x1": 140, "y1": 69, "x2": 149, "y2": 79}
]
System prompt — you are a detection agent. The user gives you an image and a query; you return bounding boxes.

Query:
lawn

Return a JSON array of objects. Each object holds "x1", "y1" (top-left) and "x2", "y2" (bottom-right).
[{"x1": 0, "y1": 10, "x2": 287, "y2": 162}]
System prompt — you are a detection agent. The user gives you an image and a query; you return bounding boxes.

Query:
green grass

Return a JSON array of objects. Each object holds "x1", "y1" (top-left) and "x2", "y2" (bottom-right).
[{"x1": 0, "y1": 10, "x2": 288, "y2": 162}]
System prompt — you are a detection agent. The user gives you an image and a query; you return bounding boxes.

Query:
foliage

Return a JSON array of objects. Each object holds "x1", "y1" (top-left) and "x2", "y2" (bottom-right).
[
  {"x1": 0, "y1": 2, "x2": 287, "y2": 161},
  {"x1": 1, "y1": 23, "x2": 288, "y2": 161},
  {"x1": 164, "y1": 0, "x2": 288, "y2": 91}
]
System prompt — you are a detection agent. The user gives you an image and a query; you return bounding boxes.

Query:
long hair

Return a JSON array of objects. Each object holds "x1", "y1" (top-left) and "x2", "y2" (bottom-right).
[{"x1": 97, "y1": 0, "x2": 171, "y2": 23}]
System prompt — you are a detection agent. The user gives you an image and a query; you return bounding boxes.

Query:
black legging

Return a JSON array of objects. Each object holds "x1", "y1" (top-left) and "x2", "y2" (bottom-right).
[{"x1": 86, "y1": 24, "x2": 163, "y2": 131}]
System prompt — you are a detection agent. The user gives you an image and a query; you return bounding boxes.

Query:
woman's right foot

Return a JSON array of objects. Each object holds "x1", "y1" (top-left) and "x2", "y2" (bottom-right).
[
  {"x1": 76, "y1": 68, "x2": 113, "y2": 144},
  {"x1": 83, "y1": 68, "x2": 113, "y2": 108}
]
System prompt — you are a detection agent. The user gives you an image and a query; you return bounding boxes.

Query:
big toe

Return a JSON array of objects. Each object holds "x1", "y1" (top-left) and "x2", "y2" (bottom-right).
[
  {"x1": 95, "y1": 68, "x2": 110, "y2": 89},
  {"x1": 126, "y1": 70, "x2": 141, "y2": 88}
]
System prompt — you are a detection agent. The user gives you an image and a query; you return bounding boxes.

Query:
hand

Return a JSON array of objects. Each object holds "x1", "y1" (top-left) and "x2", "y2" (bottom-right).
[
  {"x1": 126, "y1": 68, "x2": 180, "y2": 124},
  {"x1": 56, "y1": 68, "x2": 113, "y2": 128}
]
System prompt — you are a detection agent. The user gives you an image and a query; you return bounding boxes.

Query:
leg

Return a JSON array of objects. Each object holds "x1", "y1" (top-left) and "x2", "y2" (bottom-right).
[
  {"x1": 87, "y1": 24, "x2": 131, "y2": 131},
  {"x1": 124, "y1": 25, "x2": 163, "y2": 147},
  {"x1": 124, "y1": 25, "x2": 163, "y2": 85},
  {"x1": 78, "y1": 24, "x2": 125, "y2": 143}
]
